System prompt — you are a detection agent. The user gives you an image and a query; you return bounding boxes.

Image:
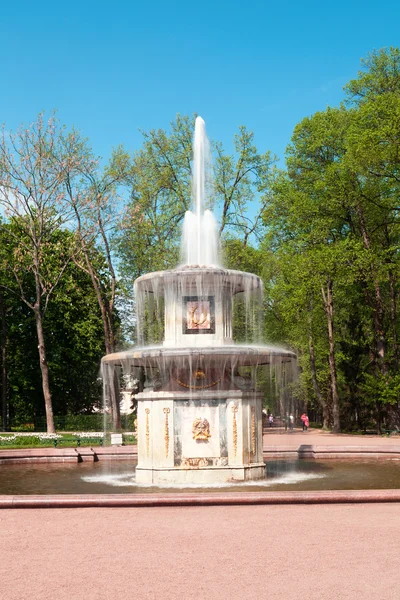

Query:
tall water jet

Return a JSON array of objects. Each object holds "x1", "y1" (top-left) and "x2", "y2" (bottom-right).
[
  {"x1": 182, "y1": 116, "x2": 220, "y2": 266},
  {"x1": 102, "y1": 116, "x2": 296, "y2": 484}
]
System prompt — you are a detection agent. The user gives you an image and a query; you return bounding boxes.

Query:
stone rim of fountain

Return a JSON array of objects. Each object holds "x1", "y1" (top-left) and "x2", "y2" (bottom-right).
[
  {"x1": 101, "y1": 344, "x2": 296, "y2": 366},
  {"x1": 134, "y1": 265, "x2": 263, "y2": 294}
]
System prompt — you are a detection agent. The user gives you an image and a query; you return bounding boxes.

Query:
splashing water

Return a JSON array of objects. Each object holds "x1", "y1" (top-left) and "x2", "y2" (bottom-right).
[
  {"x1": 181, "y1": 116, "x2": 220, "y2": 266},
  {"x1": 102, "y1": 116, "x2": 297, "y2": 486}
]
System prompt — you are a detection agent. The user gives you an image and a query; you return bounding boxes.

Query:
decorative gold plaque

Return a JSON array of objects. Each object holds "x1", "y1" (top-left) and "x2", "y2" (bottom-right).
[
  {"x1": 192, "y1": 417, "x2": 211, "y2": 441},
  {"x1": 163, "y1": 407, "x2": 170, "y2": 458},
  {"x1": 251, "y1": 406, "x2": 256, "y2": 457},
  {"x1": 145, "y1": 408, "x2": 150, "y2": 457},
  {"x1": 181, "y1": 457, "x2": 209, "y2": 468},
  {"x1": 182, "y1": 296, "x2": 215, "y2": 334},
  {"x1": 232, "y1": 405, "x2": 238, "y2": 457}
]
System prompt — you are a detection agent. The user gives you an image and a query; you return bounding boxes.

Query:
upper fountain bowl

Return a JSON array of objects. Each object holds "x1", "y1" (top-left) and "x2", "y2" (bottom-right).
[
  {"x1": 134, "y1": 265, "x2": 262, "y2": 295},
  {"x1": 133, "y1": 265, "x2": 265, "y2": 348}
]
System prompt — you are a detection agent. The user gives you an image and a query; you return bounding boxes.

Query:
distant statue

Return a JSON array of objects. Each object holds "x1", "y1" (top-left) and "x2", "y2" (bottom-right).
[{"x1": 122, "y1": 374, "x2": 139, "y2": 391}]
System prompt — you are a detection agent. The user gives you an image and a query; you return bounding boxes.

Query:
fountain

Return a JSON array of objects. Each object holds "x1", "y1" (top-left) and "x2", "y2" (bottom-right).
[{"x1": 101, "y1": 117, "x2": 296, "y2": 485}]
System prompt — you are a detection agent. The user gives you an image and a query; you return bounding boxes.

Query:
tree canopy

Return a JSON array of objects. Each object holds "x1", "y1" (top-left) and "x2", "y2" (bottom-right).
[
  {"x1": 262, "y1": 47, "x2": 400, "y2": 431},
  {"x1": 2, "y1": 47, "x2": 400, "y2": 433}
]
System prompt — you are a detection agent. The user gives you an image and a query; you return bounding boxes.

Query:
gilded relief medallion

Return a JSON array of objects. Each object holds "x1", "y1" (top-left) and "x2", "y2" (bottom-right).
[
  {"x1": 182, "y1": 296, "x2": 215, "y2": 334},
  {"x1": 192, "y1": 417, "x2": 211, "y2": 441}
]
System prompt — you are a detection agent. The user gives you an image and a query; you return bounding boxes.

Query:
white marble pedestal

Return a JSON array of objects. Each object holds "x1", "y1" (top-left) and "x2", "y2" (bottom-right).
[{"x1": 135, "y1": 390, "x2": 266, "y2": 485}]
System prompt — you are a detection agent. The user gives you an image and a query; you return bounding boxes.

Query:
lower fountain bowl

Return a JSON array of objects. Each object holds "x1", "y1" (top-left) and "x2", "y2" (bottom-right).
[{"x1": 101, "y1": 344, "x2": 296, "y2": 367}]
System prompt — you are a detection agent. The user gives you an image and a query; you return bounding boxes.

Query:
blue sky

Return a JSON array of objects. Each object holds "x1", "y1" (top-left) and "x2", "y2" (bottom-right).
[{"x1": 1, "y1": 0, "x2": 399, "y2": 165}]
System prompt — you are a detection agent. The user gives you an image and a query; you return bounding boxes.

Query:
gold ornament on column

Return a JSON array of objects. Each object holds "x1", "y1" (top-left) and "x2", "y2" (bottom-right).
[
  {"x1": 251, "y1": 406, "x2": 256, "y2": 458},
  {"x1": 145, "y1": 408, "x2": 150, "y2": 457},
  {"x1": 163, "y1": 407, "x2": 170, "y2": 457},
  {"x1": 232, "y1": 405, "x2": 238, "y2": 457}
]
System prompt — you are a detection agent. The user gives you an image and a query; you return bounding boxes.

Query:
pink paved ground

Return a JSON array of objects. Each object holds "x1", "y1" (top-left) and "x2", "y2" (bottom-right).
[
  {"x1": 262, "y1": 427, "x2": 400, "y2": 446},
  {"x1": 1, "y1": 430, "x2": 400, "y2": 598},
  {"x1": 262, "y1": 428, "x2": 400, "y2": 458},
  {"x1": 1, "y1": 503, "x2": 399, "y2": 600}
]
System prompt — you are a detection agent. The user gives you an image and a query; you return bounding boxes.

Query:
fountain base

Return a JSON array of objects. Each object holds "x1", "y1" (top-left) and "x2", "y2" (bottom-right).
[
  {"x1": 135, "y1": 389, "x2": 266, "y2": 485},
  {"x1": 135, "y1": 463, "x2": 266, "y2": 485}
]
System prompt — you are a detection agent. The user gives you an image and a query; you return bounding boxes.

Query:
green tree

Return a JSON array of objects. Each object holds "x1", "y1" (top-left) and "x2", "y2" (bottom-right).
[
  {"x1": 0, "y1": 223, "x2": 106, "y2": 427},
  {"x1": 0, "y1": 114, "x2": 88, "y2": 432},
  {"x1": 262, "y1": 48, "x2": 400, "y2": 431},
  {"x1": 214, "y1": 126, "x2": 274, "y2": 244},
  {"x1": 65, "y1": 144, "x2": 132, "y2": 356},
  {"x1": 116, "y1": 114, "x2": 274, "y2": 307}
]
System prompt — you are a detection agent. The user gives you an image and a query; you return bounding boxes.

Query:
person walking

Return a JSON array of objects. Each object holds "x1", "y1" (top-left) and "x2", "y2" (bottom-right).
[
  {"x1": 289, "y1": 414, "x2": 294, "y2": 431},
  {"x1": 268, "y1": 414, "x2": 274, "y2": 428},
  {"x1": 301, "y1": 413, "x2": 306, "y2": 431},
  {"x1": 301, "y1": 413, "x2": 309, "y2": 431}
]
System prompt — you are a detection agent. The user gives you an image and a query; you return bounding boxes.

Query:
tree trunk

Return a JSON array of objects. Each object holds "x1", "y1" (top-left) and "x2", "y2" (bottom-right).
[
  {"x1": 388, "y1": 268, "x2": 398, "y2": 368},
  {"x1": 34, "y1": 308, "x2": 55, "y2": 433},
  {"x1": 373, "y1": 281, "x2": 388, "y2": 374},
  {"x1": 111, "y1": 366, "x2": 121, "y2": 430},
  {"x1": 103, "y1": 363, "x2": 121, "y2": 430},
  {"x1": 82, "y1": 250, "x2": 114, "y2": 354},
  {"x1": 308, "y1": 333, "x2": 329, "y2": 429},
  {"x1": 96, "y1": 203, "x2": 117, "y2": 349},
  {"x1": 322, "y1": 281, "x2": 341, "y2": 433},
  {"x1": 0, "y1": 291, "x2": 7, "y2": 431},
  {"x1": 82, "y1": 261, "x2": 119, "y2": 423},
  {"x1": 356, "y1": 202, "x2": 388, "y2": 375},
  {"x1": 72, "y1": 208, "x2": 120, "y2": 426},
  {"x1": 71, "y1": 204, "x2": 115, "y2": 355}
]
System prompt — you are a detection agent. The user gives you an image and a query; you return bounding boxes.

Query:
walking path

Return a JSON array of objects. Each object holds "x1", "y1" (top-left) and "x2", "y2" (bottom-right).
[
  {"x1": 1, "y1": 427, "x2": 400, "y2": 464},
  {"x1": 263, "y1": 426, "x2": 400, "y2": 445},
  {"x1": 1, "y1": 504, "x2": 398, "y2": 600},
  {"x1": 1, "y1": 429, "x2": 399, "y2": 598},
  {"x1": 263, "y1": 427, "x2": 400, "y2": 458}
]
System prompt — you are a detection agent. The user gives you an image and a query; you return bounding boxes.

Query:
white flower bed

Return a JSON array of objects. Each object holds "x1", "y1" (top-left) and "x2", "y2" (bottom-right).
[
  {"x1": 0, "y1": 432, "x2": 106, "y2": 445},
  {"x1": 0, "y1": 432, "x2": 61, "y2": 437},
  {"x1": 75, "y1": 432, "x2": 105, "y2": 438},
  {"x1": 0, "y1": 433, "x2": 35, "y2": 440},
  {"x1": 0, "y1": 432, "x2": 62, "y2": 444},
  {"x1": 0, "y1": 435, "x2": 17, "y2": 443}
]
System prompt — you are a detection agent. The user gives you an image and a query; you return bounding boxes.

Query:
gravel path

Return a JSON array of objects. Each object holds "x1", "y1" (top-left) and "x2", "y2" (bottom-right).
[{"x1": 1, "y1": 503, "x2": 399, "y2": 600}]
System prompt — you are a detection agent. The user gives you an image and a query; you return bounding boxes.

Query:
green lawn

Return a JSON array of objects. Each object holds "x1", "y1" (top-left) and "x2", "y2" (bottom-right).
[{"x1": 0, "y1": 432, "x2": 136, "y2": 449}]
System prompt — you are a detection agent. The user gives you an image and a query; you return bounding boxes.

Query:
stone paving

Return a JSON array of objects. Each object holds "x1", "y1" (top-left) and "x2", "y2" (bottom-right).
[
  {"x1": 263, "y1": 427, "x2": 400, "y2": 459},
  {"x1": 1, "y1": 429, "x2": 400, "y2": 599},
  {"x1": 1, "y1": 503, "x2": 399, "y2": 600},
  {"x1": 263, "y1": 427, "x2": 400, "y2": 446},
  {"x1": 1, "y1": 427, "x2": 400, "y2": 464}
]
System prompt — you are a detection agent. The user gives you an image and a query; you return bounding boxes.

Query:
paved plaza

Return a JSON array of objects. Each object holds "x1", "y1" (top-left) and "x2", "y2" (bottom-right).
[
  {"x1": 1, "y1": 430, "x2": 399, "y2": 599},
  {"x1": 262, "y1": 427, "x2": 400, "y2": 446},
  {"x1": 1, "y1": 502, "x2": 399, "y2": 600}
]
